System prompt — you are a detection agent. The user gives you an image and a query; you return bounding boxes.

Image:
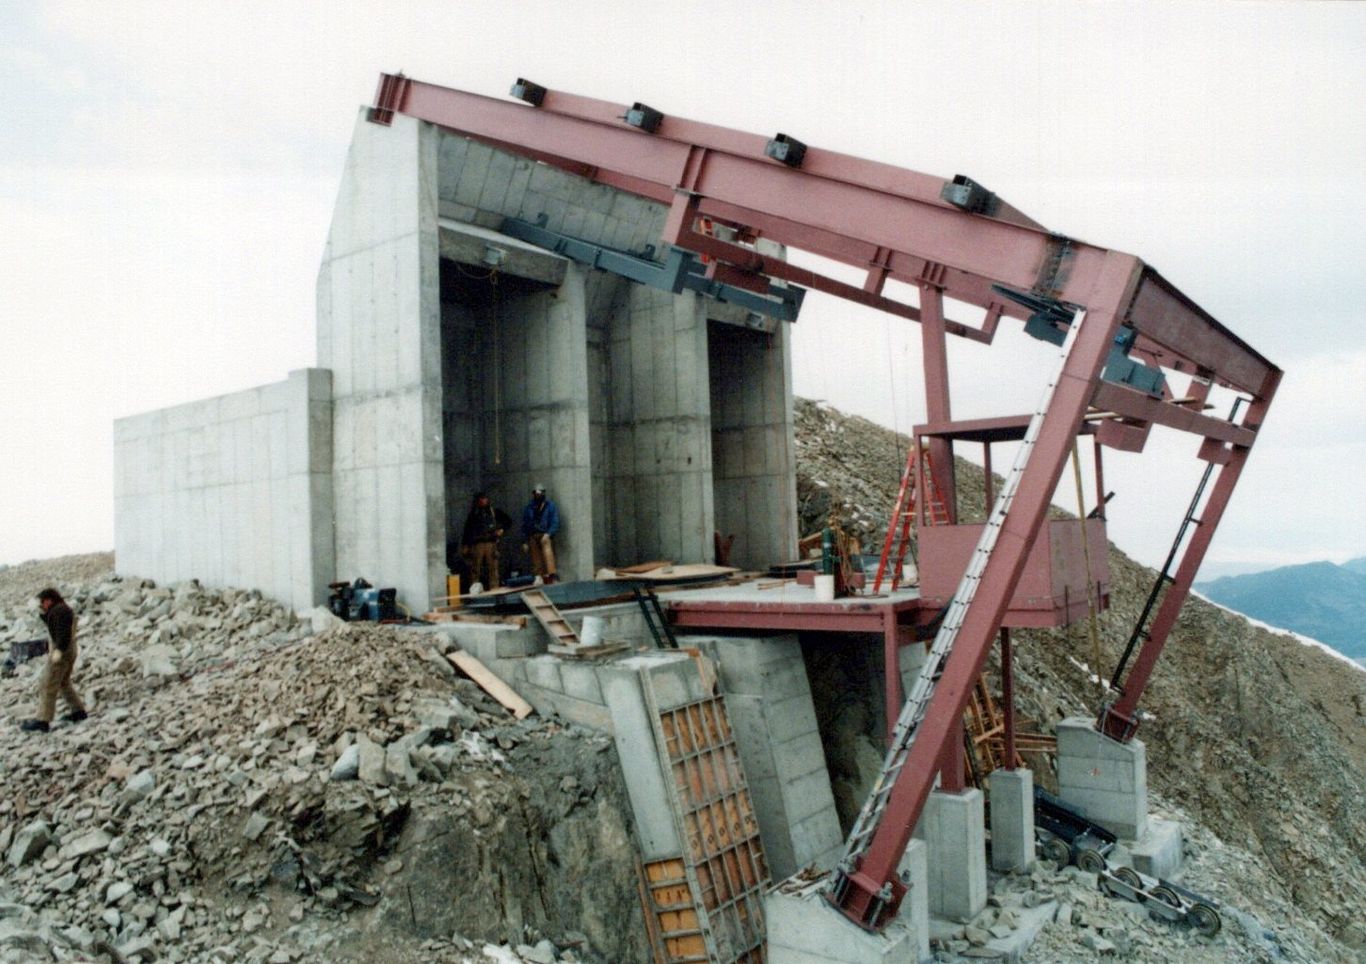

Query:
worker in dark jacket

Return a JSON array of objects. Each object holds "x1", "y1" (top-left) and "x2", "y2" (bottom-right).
[
  {"x1": 461, "y1": 492, "x2": 511, "y2": 591},
  {"x1": 20, "y1": 588, "x2": 87, "y2": 733},
  {"x1": 521, "y1": 484, "x2": 561, "y2": 583}
]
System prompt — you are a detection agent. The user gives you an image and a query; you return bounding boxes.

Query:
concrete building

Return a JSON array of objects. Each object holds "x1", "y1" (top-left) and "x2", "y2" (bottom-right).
[{"x1": 115, "y1": 108, "x2": 798, "y2": 612}]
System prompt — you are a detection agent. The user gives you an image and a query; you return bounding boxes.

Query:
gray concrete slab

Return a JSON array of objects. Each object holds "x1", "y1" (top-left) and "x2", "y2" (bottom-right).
[
  {"x1": 766, "y1": 873, "x2": 924, "y2": 963},
  {"x1": 1128, "y1": 816, "x2": 1183, "y2": 879}
]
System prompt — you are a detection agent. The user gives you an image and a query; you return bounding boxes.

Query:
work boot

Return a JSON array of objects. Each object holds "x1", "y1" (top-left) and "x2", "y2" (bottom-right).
[
  {"x1": 61, "y1": 710, "x2": 88, "y2": 724},
  {"x1": 19, "y1": 719, "x2": 49, "y2": 733}
]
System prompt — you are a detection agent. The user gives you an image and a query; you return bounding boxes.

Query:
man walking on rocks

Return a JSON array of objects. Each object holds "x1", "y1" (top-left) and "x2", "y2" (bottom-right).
[
  {"x1": 522, "y1": 484, "x2": 561, "y2": 584},
  {"x1": 20, "y1": 588, "x2": 87, "y2": 733},
  {"x1": 461, "y1": 492, "x2": 511, "y2": 591}
]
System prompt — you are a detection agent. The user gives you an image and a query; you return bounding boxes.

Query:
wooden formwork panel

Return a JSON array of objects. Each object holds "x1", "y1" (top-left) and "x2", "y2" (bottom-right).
[{"x1": 650, "y1": 695, "x2": 769, "y2": 963}]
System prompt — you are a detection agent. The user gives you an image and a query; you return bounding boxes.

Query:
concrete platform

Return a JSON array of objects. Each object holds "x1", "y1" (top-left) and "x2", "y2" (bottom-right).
[{"x1": 766, "y1": 868, "x2": 927, "y2": 963}]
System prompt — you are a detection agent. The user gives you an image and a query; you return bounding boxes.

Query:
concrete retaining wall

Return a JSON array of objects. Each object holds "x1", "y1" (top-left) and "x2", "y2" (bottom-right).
[{"x1": 113, "y1": 368, "x2": 334, "y2": 610}]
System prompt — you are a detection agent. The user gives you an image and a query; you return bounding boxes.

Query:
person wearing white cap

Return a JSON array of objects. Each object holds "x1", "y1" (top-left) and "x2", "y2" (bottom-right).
[{"x1": 521, "y1": 484, "x2": 561, "y2": 583}]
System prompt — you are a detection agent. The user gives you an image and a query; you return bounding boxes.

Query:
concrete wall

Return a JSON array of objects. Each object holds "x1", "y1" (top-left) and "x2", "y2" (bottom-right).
[
  {"x1": 600, "y1": 285, "x2": 715, "y2": 565},
  {"x1": 316, "y1": 110, "x2": 446, "y2": 612},
  {"x1": 709, "y1": 321, "x2": 799, "y2": 569},
  {"x1": 113, "y1": 369, "x2": 334, "y2": 610}
]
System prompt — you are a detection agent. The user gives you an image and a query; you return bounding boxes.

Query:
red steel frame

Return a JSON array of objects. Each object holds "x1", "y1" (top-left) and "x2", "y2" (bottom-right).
[{"x1": 366, "y1": 73, "x2": 1281, "y2": 929}]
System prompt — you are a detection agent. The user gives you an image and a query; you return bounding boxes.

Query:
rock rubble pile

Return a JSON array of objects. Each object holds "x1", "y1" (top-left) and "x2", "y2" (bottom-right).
[{"x1": 0, "y1": 557, "x2": 642, "y2": 963}]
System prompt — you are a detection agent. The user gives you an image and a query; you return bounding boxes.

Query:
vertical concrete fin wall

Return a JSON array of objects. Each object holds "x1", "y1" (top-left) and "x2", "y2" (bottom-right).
[
  {"x1": 113, "y1": 369, "x2": 334, "y2": 610},
  {"x1": 604, "y1": 286, "x2": 715, "y2": 564},
  {"x1": 317, "y1": 110, "x2": 446, "y2": 610},
  {"x1": 709, "y1": 321, "x2": 799, "y2": 569}
]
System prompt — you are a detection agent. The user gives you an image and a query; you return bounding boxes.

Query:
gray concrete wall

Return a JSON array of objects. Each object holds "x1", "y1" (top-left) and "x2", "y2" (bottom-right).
[
  {"x1": 683, "y1": 633, "x2": 844, "y2": 878},
  {"x1": 113, "y1": 368, "x2": 334, "y2": 610},
  {"x1": 317, "y1": 110, "x2": 445, "y2": 612},
  {"x1": 709, "y1": 320, "x2": 799, "y2": 568},
  {"x1": 601, "y1": 285, "x2": 715, "y2": 565}
]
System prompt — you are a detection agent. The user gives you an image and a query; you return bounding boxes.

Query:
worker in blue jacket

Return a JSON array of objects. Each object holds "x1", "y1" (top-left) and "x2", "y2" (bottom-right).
[{"x1": 521, "y1": 484, "x2": 560, "y2": 583}]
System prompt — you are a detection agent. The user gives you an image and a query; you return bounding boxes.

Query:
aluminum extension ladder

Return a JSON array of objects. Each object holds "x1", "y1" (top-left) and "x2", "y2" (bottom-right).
[{"x1": 834, "y1": 310, "x2": 1088, "y2": 878}]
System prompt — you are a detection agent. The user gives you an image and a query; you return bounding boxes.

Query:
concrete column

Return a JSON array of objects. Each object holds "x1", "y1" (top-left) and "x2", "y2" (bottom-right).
[
  {"x1": 1055, "y1": 717, "x2": 1148, "y2": 840},
  {"x1": 708, "y1": 319, "x2": 798, "y2": 569},
  {"x1": 988, "y1": 768, "x2": 1035, "y2": 873},
  {"x1": 317, "y1": 110, "x2": 445, "y2": 612},
  {"x1": 687, "y1": 633, "x2": 843, "y2": 878},
  {"x1": 603, "y1": 286, "x2": 715, "y2": 565},
  {"x1": 915, "y1": 787, "x2": 987, "y2": 922}
]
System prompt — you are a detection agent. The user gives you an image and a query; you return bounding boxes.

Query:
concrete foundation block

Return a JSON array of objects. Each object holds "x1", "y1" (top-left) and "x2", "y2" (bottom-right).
[
  {"x1": 437, "y1": 622, "x2": 545, "y2": 662},
  {"x1": 1129, "y1": 817, "x2": 1183, "y2": 879},
  {"x1": 1055, "y1": 717, "x2": 1149, "y2": 840},
  {"x1": 897, "y1": 839, "x2": 931, "y2": 963},
  {"x1": 766, "y1": 875, "x2": 922, "y2": 963},
  {"x1": 915, "y1": 788, "x2": 987, "y2": 922},
  {"x1": 523, "y1": 655, "x2": 564, "y2": 694},
  {"x1": 599, "y1": 653, "x2": 705, "y2": 861},
  {"x1": 989, "y1": 768, "x2": 1035, "y2": 873},
  {"x1": 557, "y1": 660, "x2": 604, "y2": 704},
  {"x1": 517, "y1": 680, "x2": 614, "y2": 734}
]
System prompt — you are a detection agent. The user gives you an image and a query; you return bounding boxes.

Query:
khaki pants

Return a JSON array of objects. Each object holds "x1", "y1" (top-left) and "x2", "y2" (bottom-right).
[
  {"x1": 36, "y1": 641, "x2": 85, "y2": 723},
  {"x1": 471, "y1": 541, "x2": 500, "y2": 590},
  {"x1": 529, "y1": 532, "x2": 557, "y2": 579}
]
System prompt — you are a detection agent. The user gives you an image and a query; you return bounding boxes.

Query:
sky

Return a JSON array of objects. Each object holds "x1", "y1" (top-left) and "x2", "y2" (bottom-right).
[{"x1": 1, "y1": 0, "x2": 1363, "y2": 578}]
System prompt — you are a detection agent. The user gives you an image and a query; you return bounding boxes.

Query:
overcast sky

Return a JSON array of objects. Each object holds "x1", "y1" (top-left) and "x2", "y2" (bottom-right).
[{"x1": 2, "y1": 0, "x2": 1362, "y2": 578}]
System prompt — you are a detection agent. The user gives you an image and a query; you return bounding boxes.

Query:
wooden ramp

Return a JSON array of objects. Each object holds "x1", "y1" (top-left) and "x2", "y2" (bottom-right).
[
  {"x1": 521, "y1": 588, "x2": 580, "y2": 649},
  {"x1": 641, "y1": 687, "x2": 769, "y2": 963}
]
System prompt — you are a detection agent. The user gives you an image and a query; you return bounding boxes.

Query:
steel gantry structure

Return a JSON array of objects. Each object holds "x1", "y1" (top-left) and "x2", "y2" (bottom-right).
[{"x1": 366, "y1": 72, "x2": 1280, "y2": 931}]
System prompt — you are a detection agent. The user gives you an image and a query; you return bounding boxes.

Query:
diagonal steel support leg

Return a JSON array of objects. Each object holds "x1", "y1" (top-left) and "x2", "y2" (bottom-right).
[
  {"x1": 1098, "y1": 368, "x2": 1280, "y2": 739},
  {"x1": 831, "y1": 253, "x2": 1140, "y2": 929}
]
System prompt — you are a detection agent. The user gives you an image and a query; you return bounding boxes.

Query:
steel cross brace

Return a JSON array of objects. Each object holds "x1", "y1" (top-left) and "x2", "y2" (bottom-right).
[{"x1": 830, "y1": 254, "x2": 1141, "y2": 929}]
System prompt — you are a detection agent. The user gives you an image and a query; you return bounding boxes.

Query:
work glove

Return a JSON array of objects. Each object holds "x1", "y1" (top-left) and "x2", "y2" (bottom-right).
[{"x1": 51, "y1": 649, "x2": 64, "y2": 665}]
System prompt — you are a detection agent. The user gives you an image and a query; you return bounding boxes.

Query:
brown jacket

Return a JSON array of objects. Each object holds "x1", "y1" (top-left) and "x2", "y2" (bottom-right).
[{"x1": 42, "y1": 601, "x2": 75, "y2": 652}]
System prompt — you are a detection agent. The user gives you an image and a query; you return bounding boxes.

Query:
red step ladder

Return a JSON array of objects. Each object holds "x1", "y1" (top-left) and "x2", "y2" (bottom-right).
[{"x1": 873, "y1": 442, "x2": 950, "y2": 592}]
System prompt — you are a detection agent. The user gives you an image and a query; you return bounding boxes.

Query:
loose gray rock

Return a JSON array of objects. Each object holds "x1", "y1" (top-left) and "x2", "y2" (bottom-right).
[
  {"x1": 6, "y1": 822, "x2": 50, "y2": 869},
  {"x1": 329, "y1": 744, "x2": 360, "y2": 781}
]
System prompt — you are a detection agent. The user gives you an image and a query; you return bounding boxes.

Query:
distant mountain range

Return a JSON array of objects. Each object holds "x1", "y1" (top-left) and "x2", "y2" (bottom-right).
[{"x1": 1196, "y1": 557, "x2": 1366, "y2": 664}]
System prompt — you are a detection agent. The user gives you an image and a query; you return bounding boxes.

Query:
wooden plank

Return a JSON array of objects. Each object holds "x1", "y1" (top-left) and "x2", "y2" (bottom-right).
[
  {"x1": 424, "y1": 612, "x2": 527, "y2": 627},
  {"x1": 612, "y1": 559, "x2": 675, "y2": 574},
  {"x1": 445, "y1": 651, "x2": 533, "y2": 720}
]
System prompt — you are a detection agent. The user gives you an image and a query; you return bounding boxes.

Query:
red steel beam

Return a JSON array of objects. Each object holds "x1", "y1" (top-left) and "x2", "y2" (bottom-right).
[
  {"x1": 1090, "y1": 382, "x2": 1257, "y2": 446},
  {"x1": 835, "y1": 254, "x2": 1139, "y2": 927},
  {"x1": 372, "y1": 74, "x2": 1274, "y2": 398},
  {"x1": 1098, "y1": 368, "x2": 1281, "y2": 738}
]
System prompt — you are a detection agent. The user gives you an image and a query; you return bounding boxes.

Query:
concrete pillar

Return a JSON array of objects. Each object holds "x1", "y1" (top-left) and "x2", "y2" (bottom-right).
[
  {"x1": 988, "y1": 768, "x2": 1035, "y2": 873},
  {"x1": 915, "y1": 787, "x2": 987, "y2": 922},
  {"x1": 1055, "y1": 717, "x2": 1148, "y2": 840},
  {"x1": 708, "y1": 319, "x2": 798, "y2": 569},
  {"x1": 687, "y1": 633, "x2": 844, "y2": 878},
  {"x1": 317, "y1": 110, "x2": 446, "y2": 612}
]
